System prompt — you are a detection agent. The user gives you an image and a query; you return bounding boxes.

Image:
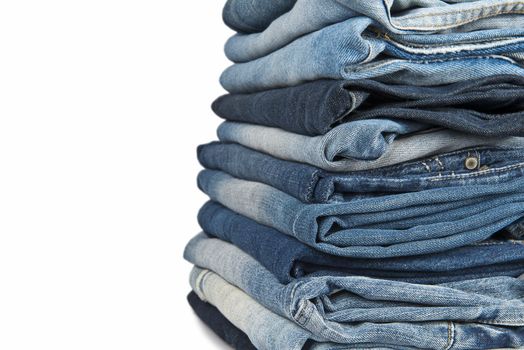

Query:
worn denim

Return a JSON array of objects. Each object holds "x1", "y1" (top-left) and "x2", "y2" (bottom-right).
[
  {"x1": 197, "y1": 170, "x2": 524, "y2": 258},
  {"x1": 220, "y1": 16, "x2": 524, "y2": 93},
  {"x1": 212, "y1": 76, "x2": 524, "y2": 137},
  {"x1": 186, "y1": 236, "x2": 524, "y2": 349},
  {"x1": 225, "y1": 0, "x2": 524, "y2": 62},
  {"x1": 187, "y1": 292, "x2": 257, "y2": 350},
  {"x1": 222, "y1": 0, "x2": 296, "y2": 33},
  {"x1": 190, "y1": 267, "x2": 356, "y2": 350},
  {"x1": 217, "y1": 121, "x2": 524, "y2": 172},
  {"x1": 197, "y1": 204, "x2": 524, "y2": 284},
  {"x1": 198, "y1": 142, "x2": 524, "y2": 204}
]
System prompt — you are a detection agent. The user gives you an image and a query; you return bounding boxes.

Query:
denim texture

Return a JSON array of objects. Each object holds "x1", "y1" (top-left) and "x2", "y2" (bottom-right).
[
  {"x1": 186, "y1": 236, "x2": 524, "y2": 349},
  {"x1": 187, "y1": 291, "x2": 257, "y2": 350},
  {"x1": 220, "y1": 16, "x2": 524, "y2": 93},
  {"x1": 197, "y1": 204, "x2": 524, "y2": 284},
  {"x1": 190, "y1": 267, "x2": 356, "y2": 350},
  {"x1": 212, "y1": 76, "x2": 524, "y2": 137},
  {"x1": 217, "y1": 121, "x2": 524, "y2": 172},
  {"x1": 197, "y1": 169, "x2": 524, "y2": 258},
  {"x1": 222, "y1": 0, "x2": 296, "y2": 33},
  {"x1": 198, "y1": 142, "x2": 524, "y2": 203},
  {"x1": 225, "y1": 0, "x2": 524, "y2": 62}
]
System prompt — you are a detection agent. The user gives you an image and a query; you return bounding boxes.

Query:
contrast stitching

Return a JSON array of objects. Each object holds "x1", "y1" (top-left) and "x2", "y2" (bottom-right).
[
  {"x1": 444, "y1": 321, "x2": 455, "y2": 350},
  {"x1": 428, "y1": 162, "x2": 524, "y2": 182},
  {"x1": 394, "y1": 2, "x2": 524, "y2": 20}
]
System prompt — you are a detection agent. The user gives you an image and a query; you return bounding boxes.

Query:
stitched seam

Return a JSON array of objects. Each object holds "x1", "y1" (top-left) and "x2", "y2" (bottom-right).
[
  {"x1": 428, "y1": 162, "x2": 524, "y2": 182},
  {"x1": 444, "y1": 321, "x2": 455, "y2": 350},
  {"x1": 395, "y1": 2, "x2": 524, "y2": 20},
  {"x1": 382, "y1": 34, "x2": 524, "y2": 50},
  {"x1": 305, "y1": 169, "x2": 321, "y2": 203}
]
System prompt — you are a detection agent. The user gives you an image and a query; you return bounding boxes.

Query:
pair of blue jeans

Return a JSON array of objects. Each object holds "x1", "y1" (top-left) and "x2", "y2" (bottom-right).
[
  {"x1": 212, "y1": 75, "x2": 524, "y2": 137},
  {"x1": 221, "y1": 16, "x2": 524, "y2": 93},
  {"x1": 216, "y1": 121, "x2": 524, "y2": 172},
  {"x1": 197, "y1": 169, "x2": 524, "y2": 258},
  {"x1": 224, "y1": 0, "x2": 524, "y2": 62},
  {"x1": 186, "y1": 235, "x2": 524, "y2": 349},
  {"x1": 198, "y1": 142, "x2": 524, "y2": 204},
  {"x1": 197, "y1": 202, "x2": 524, "y2": 284}
]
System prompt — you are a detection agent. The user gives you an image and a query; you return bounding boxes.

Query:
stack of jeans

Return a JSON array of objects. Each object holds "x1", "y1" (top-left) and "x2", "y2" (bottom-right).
[{"x1": 185, "y1": 0, "x2": 524, "y2": 349}]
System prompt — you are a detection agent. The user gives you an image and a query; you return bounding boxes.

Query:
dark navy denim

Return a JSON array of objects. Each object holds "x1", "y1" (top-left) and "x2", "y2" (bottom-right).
[
  {"x1": 198, "y1": 142, "x2": 524, "y2": 204},
  {"x1": 212, "y1": 75, "x2": 524, "y2": 137},
  {"x1": 187, "y1": 292, "x2": 257, "y2": 350},
  {"x1": 198, "y1": 202, "x2": 524, "y2": 284},
  {"x1": 222, "y1": 0, "x2": 296, "y2": 33}
]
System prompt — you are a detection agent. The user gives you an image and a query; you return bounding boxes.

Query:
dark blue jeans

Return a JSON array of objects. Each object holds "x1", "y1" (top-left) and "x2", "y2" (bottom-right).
[
  {"x1": 198, "y1": 202, "x2": 524, "y2": 284},
  {"x1": 212, "y1": 75, "x2": 524, "y2": 136}
]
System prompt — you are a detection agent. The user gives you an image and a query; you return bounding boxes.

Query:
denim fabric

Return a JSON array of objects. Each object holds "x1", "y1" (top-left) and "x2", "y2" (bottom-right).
[
  {"x1": 212, "y1": 76, "x2": 524, "y2": 137},
  {"x1": 197, "y1": 170, "x2": 524, "y2": 258},
  {"x1": 198, "y1": 142, "x2": 524, "y2": 204},
  {"x1": 197, "y1": 204, "x2": 524, "y2": 284},
  {"x1": 222, "y1": 0, "x2": 296, "y2": 34},
  {"x1": 187, "y1": 292, "x2": 257, "y2": 350},
  {"x1": 226, "y1": 0, "x2": 524, "y2": 62},
  {"x1": 186, "y1": 236, "x2": 524, "y2": 349},
  {"x1": 217, "y1": 121, "x2": 524, "y2": 172},
  {"x1": 190, "y1": 267, "x2": 357, "y2": 350},
  {"x1": 220, "y1": 17, "x2": 524, "y2": 93}
]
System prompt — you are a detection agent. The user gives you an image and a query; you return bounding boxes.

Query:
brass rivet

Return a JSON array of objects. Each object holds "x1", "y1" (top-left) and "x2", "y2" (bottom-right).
[{"x1": 465, "y1": 157, "x2": 478, "y2": 170}]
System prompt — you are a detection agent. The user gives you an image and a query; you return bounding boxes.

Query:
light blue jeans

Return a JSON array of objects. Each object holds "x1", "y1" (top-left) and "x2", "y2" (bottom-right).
[
  {"x1": 186, "y1": 235, "x2": 524, "y2": 349},
  {"x1": 226, "y1": 0, "x2": 524, "y2": 62},
  {"x1": 217, "y1": 121, "x2": 524, "y2": 172},
  {"x1": 220, "y1": 16, "x2": 524, "y2": 92}
]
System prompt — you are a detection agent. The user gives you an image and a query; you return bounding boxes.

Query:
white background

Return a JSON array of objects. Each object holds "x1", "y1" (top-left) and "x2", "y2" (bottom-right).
[{"x1": 0, "y1": 1, "x2": 233, "y2": 349}]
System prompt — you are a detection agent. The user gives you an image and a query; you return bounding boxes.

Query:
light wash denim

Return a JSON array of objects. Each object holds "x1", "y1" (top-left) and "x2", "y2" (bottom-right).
[
  {"x1": 226, "y1": 0, "x2": 524, "y2": 62},
  {"x1": 198, "y1": 203, "x2": 524, "y2": 284},
  {"x1": 197, "y1": 170, "x2": 524, "y2": 258},
  {"x1": 198, "y1": 142, "x2": 524, "y2": 203},
  {"x1": 220, "y1": 17, "x2": 524, "y2": 92},
  {"x1": 190, "y1": 267, "x2": 350, "y2": 350},
  {"x1": 222, "y1": 0, "x2": 296, "y2": 33},
  {"x1": 186, "y1": 235, "x2": 524, "y2": 349},
  {"x1": 186, "y1": 292, "x2": 257, "y2": 350},
  {"x1": 217, "y1": 121, "x2": 524, "y2": 172}
]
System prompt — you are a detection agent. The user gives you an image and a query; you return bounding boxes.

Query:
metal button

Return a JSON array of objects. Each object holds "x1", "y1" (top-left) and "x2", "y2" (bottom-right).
[{"x1": 465, "y1": 157, "x2": 478, "y2": 170}]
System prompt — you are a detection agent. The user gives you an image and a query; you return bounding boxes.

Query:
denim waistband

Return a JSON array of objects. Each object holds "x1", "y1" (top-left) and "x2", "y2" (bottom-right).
[
  {"x1": 212, "y1": 75, "x2": 524, "y2": 137},
  {"x1": 198, "y1": 142, "x2": 524, "y2": 203}
]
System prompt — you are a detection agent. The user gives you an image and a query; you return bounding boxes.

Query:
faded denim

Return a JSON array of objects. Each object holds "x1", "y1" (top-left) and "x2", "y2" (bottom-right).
[
  {"x1": 197, "y1": 204, "x2": 524, "y2": 284},
  {"x1": 212, "y1": 76, "x2": 524, "y2": 137},
  {"x1": 198, "y1": 142, "x2": 524, "y2": 203},
  {"x1": 187, "y1": 292, "x2": 257, "y2": 350},
  {"x1": 225, "y1": 0, "x2": 524, "y2": 62},
  {"x1": 197, "y1": 170, "x2": 524, "y2": 258},
  {"x1": 222, "y1": 0, "x2": 296, "y2": 33},
  {"x1": 220, "y1": 17, "x2": 524, "y2": 93},
  {"x1": 186, "y1": 236, "x2": 524, "y2": 349},
  {"x1": 217, "y1": 121, "x2": 524, "y2": 172},
  {"x1": 190, "y1": 267, "x2": 355, "y2": 350}
]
